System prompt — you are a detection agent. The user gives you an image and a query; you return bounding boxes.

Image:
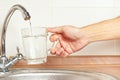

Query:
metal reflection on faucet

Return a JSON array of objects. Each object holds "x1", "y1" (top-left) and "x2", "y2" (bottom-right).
[{"x1": 0, "y1": 4, "x2": 31, "y2": 72}]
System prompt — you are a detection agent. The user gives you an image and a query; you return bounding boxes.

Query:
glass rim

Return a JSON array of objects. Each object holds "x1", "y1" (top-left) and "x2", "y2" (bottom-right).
[
  {"x1": 21, "y1": 26, "x2": 48, "y2": 37},
  {"x1": 21, "y1": 27, "x2": 47, "y2": 31}
]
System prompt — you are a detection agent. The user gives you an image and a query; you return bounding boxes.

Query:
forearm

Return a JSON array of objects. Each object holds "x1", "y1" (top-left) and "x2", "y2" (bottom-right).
[{"x1": 80, "y1": 16, "x2": 120, "y2": 43}]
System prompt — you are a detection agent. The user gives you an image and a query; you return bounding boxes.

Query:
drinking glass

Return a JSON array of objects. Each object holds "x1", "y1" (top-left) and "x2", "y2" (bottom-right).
[{"x1": 21, "y1": 27, "x2": 55, "y2": 64}]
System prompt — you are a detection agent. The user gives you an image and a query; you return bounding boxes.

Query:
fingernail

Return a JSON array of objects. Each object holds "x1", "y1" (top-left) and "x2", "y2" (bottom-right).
[{"x1": 56, "y1": 52, "x2": 60, "y2": 55}]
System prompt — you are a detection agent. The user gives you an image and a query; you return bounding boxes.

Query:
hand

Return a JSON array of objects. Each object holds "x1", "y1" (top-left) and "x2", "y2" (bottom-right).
[
  {"x1": 47, "y1": 25, "x2": 89, "y2": 57},
  {"x1": 47, "y1": 17, "x2": 120, "y2": 57}
]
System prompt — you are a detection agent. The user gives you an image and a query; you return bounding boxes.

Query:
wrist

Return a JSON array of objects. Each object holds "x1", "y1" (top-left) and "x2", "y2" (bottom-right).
[{"x1": 78, "y1": 28, "x2": 92, "y2": 43}]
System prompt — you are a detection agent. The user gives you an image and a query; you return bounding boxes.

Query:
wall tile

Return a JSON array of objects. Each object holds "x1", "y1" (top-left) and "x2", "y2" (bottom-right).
[
  {"x1": 114, "y1": 0, "x2": 120, "y2": 7},
  {"x1": 51, "y1": 7, "x2": 115, "y2": 26},
  {"x1": 74, "y1": 40, "x2": 119, "y2": 55},
  {"x1": 114, "y1": 7, "x2": 120, "y2": 16},
  {"x1": 0, "y1": 0, "x2": 119, "y2": 56},
  {"x1": 52, "y1": 0, "x2": 114, "y2": 7}
]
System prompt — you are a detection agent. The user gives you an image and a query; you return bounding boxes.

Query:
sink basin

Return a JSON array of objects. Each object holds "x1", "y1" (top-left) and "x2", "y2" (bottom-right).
[{"x1": 0, "y1": 69, "x2": 119, "y2": 80}]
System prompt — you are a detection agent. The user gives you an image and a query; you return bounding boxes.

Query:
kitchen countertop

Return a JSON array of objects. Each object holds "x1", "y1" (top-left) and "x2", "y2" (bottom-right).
[{"x1": 12, "y1": 56, "x2": 120, "y2": 78}]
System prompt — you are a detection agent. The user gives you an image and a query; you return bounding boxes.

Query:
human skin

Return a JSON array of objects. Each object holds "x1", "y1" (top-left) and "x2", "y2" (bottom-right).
[{"x1": 47, "y1": 16, "x2": 120, "y2": 57}]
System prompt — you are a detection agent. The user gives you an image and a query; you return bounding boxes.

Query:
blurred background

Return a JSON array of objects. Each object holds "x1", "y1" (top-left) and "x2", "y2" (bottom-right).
[{"x1": 0, "y1": 0, "x2": 120, "y2": 57}]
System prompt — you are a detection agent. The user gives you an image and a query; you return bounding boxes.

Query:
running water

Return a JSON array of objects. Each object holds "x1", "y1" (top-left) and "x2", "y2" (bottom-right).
[
  {"x1": 23, "y1": 20, "x2": 47, "y2": 64},
  {"x1": 28, "y1": 20, "x2": 33, "y2": 36}
]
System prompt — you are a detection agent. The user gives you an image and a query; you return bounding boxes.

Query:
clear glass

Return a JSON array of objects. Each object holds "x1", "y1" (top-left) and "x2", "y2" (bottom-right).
[{"x1": 21, "y1": 27, "x2": 48, "y2": 64}]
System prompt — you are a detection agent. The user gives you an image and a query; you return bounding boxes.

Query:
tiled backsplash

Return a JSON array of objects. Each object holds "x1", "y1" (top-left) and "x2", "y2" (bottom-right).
[
  {"x1": 52, "y1": 0, "x2": 114, "y2": 7},
  {"x1": 0, "y1": 0, "x2": 120, "y2": 56}
]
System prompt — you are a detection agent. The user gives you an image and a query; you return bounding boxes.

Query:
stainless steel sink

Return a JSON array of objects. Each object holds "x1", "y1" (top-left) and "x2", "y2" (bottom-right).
[{"x1": 0, "y1": 69, "x2": 119, "y2": 80}]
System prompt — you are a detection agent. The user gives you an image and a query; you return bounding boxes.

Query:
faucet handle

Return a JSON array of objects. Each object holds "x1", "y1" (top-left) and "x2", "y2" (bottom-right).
[
  {"x1": 16, "y1": 46, "x2": 24, "y2": 59},
  {"x1": 16, "y1": 46, "x2": 20, "y2": 53},
  {"x1": 16, "y1": 54, "x2": 23, "y2": 60},
  {"x1": 3, "y1": 47, "x2": 24, "y2": 70}
]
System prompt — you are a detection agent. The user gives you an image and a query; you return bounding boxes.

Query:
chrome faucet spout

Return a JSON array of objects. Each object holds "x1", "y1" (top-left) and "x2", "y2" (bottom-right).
[
  {"x1": 0, "y1": 4, "x2": 31, "y2": 72},
  {"x1": 1, "y1": 4, "x2": 31, "y2": 56}
]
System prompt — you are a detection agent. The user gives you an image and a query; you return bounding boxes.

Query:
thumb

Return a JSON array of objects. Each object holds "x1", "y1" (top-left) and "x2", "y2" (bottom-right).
[{"x1": 47, "y1": 27, "x2": 63, "y2": 33}]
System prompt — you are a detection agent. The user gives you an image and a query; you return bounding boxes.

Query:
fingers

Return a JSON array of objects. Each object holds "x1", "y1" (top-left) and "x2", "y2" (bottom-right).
[
  {"x1": 47, "y1": 27, "x2": 63, "y2": 33},
  {"x1": 50, "y1": 41, "x2": 70, "y2": 57},
  {"x1": 47, "y1": 26, "x2": 73, "y2": 57},
  {"x1": 51, "y1": 48, "x2": 69, "y2": 57},
  {"x1": 49, "y1": 34, "x2": 62, "y2": 42},
  {"x1": 51, "y1": 42, "x2": 61, "y2": 55},
  {"x1": 49, "y1": 34, "x2": 59, "y2": 42}
]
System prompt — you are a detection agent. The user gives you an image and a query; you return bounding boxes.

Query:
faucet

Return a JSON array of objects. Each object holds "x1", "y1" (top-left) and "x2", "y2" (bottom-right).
[{"x1": 0, "y1": 4, "x2": 31, "y2": 72}]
